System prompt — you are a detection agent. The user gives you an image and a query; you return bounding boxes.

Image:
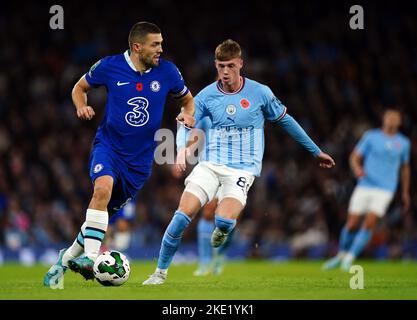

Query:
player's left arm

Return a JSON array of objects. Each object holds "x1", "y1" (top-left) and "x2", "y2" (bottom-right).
[
  {"x1": 262, "y1": 86, "x2": 335, "y2": 168},
  {"x1": 168, "y1": 63, "x2": 195, "y2": 128},
  {"x1": 400, "y1": 140, "x2": 411, "y2": 211},
  {"x1": 400, "y1": 163, "x2": 411, "y2": 211},
  {"x1": 175, "y1": 91, "x2": 195, "y2": 128},
  {"x1": 277, "y1": 114, "x2": 335, "y2": 168}
]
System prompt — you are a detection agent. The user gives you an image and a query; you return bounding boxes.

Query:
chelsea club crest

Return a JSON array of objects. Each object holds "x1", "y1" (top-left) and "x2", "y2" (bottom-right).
[{"x1": 150, "y1": 80, "x2": 161, "y2": 92}]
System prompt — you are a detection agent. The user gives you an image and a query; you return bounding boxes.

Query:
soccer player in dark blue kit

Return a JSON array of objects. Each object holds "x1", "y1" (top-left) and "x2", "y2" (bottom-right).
[{"x1": 43, "y1": 22, "x2": 195, "y2": 287}]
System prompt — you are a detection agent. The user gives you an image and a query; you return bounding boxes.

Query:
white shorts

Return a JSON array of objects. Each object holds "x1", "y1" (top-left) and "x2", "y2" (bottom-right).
[
  {"x1": 184, "y1": 161, "x2": 255, "y2": 207},
  {"x1": 348, "y1": 186, "x2": 394, "y2": 217}
]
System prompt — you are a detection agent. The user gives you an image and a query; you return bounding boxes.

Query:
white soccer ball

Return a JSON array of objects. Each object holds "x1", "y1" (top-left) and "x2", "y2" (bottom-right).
[{"x1": 93, "y1": 250, "x2": 130, "y2": 286}]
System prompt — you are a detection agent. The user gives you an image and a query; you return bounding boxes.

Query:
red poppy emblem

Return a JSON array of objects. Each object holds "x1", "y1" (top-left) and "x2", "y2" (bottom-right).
[
  {"x1": 240, "y1": 99, "x2": 250, "y2": 109},
  {"x1": 136, "y1": 83, "x2": 143, "y2": 91}
]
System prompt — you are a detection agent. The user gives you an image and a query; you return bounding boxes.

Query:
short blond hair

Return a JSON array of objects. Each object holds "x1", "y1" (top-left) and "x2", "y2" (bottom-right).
[{"x1": 215, "y1": 39, "x2": 242, "y2": 61}]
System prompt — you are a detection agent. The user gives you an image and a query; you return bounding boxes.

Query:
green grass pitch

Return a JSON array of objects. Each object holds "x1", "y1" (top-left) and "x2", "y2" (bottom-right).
[{"x1": 0, "y1": 260, "x2": 416, "y2": 300}]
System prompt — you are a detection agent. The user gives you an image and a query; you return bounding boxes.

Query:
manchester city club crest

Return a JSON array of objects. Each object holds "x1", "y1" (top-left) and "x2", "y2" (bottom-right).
[
  {"x1": 226, "y1": 104, "x2": 236, "y2": 115},
  {"x1": 150, "y1": 80, "x2": 161, "y2": 92}
]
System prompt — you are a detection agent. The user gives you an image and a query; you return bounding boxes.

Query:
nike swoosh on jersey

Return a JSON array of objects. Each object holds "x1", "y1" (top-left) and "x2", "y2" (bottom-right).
[{"x1": 117, "y1": 81, "x2": 130, "y2": 86}]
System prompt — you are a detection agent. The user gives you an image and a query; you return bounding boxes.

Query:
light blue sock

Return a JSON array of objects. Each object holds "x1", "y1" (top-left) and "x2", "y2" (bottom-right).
[
  {"x1": 348, "y1": 228, "x2": 372, "y2": 259},
  {"x1": 214, "y1": 215, "x2": 236, "y2": 234},
  {"x1": 339, "y1": 226, "x2": 357, "y2": 252},
  {"x1": 197, "y1": 218, "x2": 214, "y2": 265},
  {"x1": 218, "y1": 227, "x2": 235, "y2": 255},
  {"x1": 157, "y1": 211, "x2": 191, "y2": 269}
]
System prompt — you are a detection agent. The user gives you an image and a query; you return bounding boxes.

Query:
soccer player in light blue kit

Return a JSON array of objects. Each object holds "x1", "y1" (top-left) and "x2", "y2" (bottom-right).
[
  {"x1": 175, "y1": 116, "x2": 234, "y2": 276},
  {"x1": 43, "y1": 22, "x2": 195, "y2": 287},
  {"x1": 323, "y1": 109, "x2": 410, "y2": 271},
  {"x1": 143, "y1": 39, "x2": 335, "y2": 285}
]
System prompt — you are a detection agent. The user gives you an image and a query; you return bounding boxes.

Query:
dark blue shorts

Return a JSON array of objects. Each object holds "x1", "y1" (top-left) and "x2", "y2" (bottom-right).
[
  {"x1": 89, "y1": 143, "x2": 150, "y2": 216},
  {"x1": 109, "y1": 199, "x2": 136, "y2": 225}
]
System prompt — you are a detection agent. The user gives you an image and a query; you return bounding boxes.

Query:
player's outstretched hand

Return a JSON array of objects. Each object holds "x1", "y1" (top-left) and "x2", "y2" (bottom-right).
[
  {"x1": 317, "y1": 152, "x2": 336, "y2": 168},
  {"x1": 77, "y1": 106, "x2": 95, "y2": 120},
  {"x1": 176, "y1": 112, "x2": 195, "y2": 129},
  {"x1": 175, "y1": 147, "x2": 191, "y2": 172}
]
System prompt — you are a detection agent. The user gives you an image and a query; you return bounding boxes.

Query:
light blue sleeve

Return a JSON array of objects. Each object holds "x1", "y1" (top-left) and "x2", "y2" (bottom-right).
[
  {"x1": 261, "y1": 85, "x2": 287, "y2": 122},
  {"x1": 276, "y1": 114, "x2": 321, "y2": 156},
  {"x1": 176, "y1": 94, "x2": 207, "y2": 152},
  {"x1": 355, "y1": 131, "x2": 372, "y2": 156},
  {"x1": 401, "y1": 139, "x2": 411, "y2": 164}
]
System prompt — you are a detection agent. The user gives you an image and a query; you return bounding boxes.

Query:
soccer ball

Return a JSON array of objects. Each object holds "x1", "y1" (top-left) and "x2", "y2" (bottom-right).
[{"x1": 93, "y1": 250, "x2": 130, "y2": 286}]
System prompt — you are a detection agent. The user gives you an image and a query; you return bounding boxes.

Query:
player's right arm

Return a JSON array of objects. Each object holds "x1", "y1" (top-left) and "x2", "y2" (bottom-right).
[
  {"x1": 72, "y1": 75, "x2": 96, "y2": 120},
  {"x1": 350, "y1": 131, "x2": 371, "y2": 178},
  {"x1": 175, "y1": 94, "x2": 208, "y2": 172},
  {"x1": 349, "y1": 150, "x2": 365, "y2": 178}
]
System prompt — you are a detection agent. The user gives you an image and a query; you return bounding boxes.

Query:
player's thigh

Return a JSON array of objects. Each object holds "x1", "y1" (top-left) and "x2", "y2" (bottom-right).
[
  {"x1": 184, "y1": 162, "x2": 220, "y2": 206},
  {"x1": 201, "y1": 196, "x2": 218, "y2": 220},
  {"x1": 367, "y1": 189, "x2": 394, "y2": 218},
  {"x1": 218, "y1": 169, "x2": 255, "y2": 209},
  {"x1": 362, "y1": 213, "x2": 380, "y2": 230},
  {"x1": 345, "y1": 214, "x2": 362, "y2": 231},
  {"x1": 348, "y1": 186, "x2": 371, "y2": 216},
  {"x1": 178, "y1": 189, "x2": 204, "y2": 217}
]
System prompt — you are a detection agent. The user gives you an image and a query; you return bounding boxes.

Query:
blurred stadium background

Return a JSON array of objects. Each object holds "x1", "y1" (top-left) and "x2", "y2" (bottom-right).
[{"x1": 0, "y1": 1, "x2": 416, "y2": 266}]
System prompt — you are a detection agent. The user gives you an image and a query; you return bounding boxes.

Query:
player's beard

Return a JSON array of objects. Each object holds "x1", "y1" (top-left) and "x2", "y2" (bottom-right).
[{"x1": 140, "y1": 55, "x2": 158, "y2": 69}]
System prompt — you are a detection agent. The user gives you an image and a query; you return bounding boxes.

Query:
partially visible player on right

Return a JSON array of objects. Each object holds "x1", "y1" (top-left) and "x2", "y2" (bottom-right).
[{"x1": 323, "y1": 109, "x2": 411, "y2": 271}]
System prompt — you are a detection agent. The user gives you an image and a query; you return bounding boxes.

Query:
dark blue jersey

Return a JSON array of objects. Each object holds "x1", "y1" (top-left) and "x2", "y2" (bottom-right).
[{"x1": 85, "y1": 50, "x2": 189, "y2": 172}]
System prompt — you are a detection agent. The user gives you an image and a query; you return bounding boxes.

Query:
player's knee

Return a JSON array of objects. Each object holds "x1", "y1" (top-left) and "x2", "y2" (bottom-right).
[
  {"x1": 92, "y1": 185, "x2": 112, "y2": 203},
  {"x1": 363, "y1": 214, "x2": 379, "y2": 230},
  {"x1": 346, "y1": 215, "x2": 361, "y2": 231},
  {"x1": 177, "y1": 203, "x2": 198, "y2": 217}
]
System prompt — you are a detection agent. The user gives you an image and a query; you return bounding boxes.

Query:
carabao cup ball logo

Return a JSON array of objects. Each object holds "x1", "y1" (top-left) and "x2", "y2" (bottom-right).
[{"x1": 125, "y1": 97, "x2": 149, "y2": 127}]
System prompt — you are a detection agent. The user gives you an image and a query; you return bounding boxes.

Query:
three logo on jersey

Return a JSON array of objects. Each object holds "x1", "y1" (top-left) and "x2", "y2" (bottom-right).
[{"x1": 116, "y1": 80, "x2": 161, "y2": 127}]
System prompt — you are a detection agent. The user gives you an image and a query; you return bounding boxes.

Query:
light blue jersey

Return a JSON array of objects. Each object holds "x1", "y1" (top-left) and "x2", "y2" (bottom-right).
[
  {"x1": 177, "y1": 78, "x2": 321, "y2": 176},
  {"x1": 355, "y1": 129, "x2": 410, "y2": 192}
]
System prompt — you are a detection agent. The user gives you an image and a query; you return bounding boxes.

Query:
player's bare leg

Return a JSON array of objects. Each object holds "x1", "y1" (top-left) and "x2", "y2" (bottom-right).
[
  {"x1": 143, "y1": 190, "x2": 203, "y2": 285},
  {"x1": 211, "y1": 197, "x2": 243, "y2": 248},
  {"x1": 67, "y1": 175, "x2": 113, "y2": 280},
  {"x1": 341, "y1": 213, "x2": 378, "y2": 271},
  {"x1": 322, "y1": 214, "x2": 361, "y2": 270}
]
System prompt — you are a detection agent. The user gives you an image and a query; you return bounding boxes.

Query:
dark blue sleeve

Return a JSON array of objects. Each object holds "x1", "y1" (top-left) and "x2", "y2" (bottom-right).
[
  {"x1": 276, "y1": 114, "x2": 322, "y2": 156},
  {"x1": 168, "y1": 63, "x2": 189, "y2": 99},
  {"x1": 85, "y1": 59, "x2": 108, "y2": 88}
]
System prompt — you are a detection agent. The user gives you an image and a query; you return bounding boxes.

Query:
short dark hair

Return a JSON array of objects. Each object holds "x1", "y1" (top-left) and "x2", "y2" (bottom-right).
[
  {"x1": 128, "y1": 22, "x2": 161, "y2": 50},
  {"x1": 215, "y1": 39, "x2": 242, "y2": 61}
]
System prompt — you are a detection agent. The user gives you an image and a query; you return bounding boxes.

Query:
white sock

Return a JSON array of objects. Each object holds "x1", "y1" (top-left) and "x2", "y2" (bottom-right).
[
  {"x1": 337, "y1": 251, "x2": 347, "y2": 260},
  {"x1": 62, "y1": 222, "x2": 87, "y2": 267},
  {"x1": 84, "y1": 209, "x2": 108, "y2": 261},
  {"x1": 344, "y1": 253, "x2": 355, "y2": 263},
  {"x1": 156, "y1": 267, "x2": 168, "y2": 274}
]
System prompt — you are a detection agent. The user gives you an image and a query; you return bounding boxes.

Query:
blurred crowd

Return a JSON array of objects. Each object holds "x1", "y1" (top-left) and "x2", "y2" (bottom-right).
[{"x1": 0, "y1": 1, "x2": 416, "y2": 259}]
